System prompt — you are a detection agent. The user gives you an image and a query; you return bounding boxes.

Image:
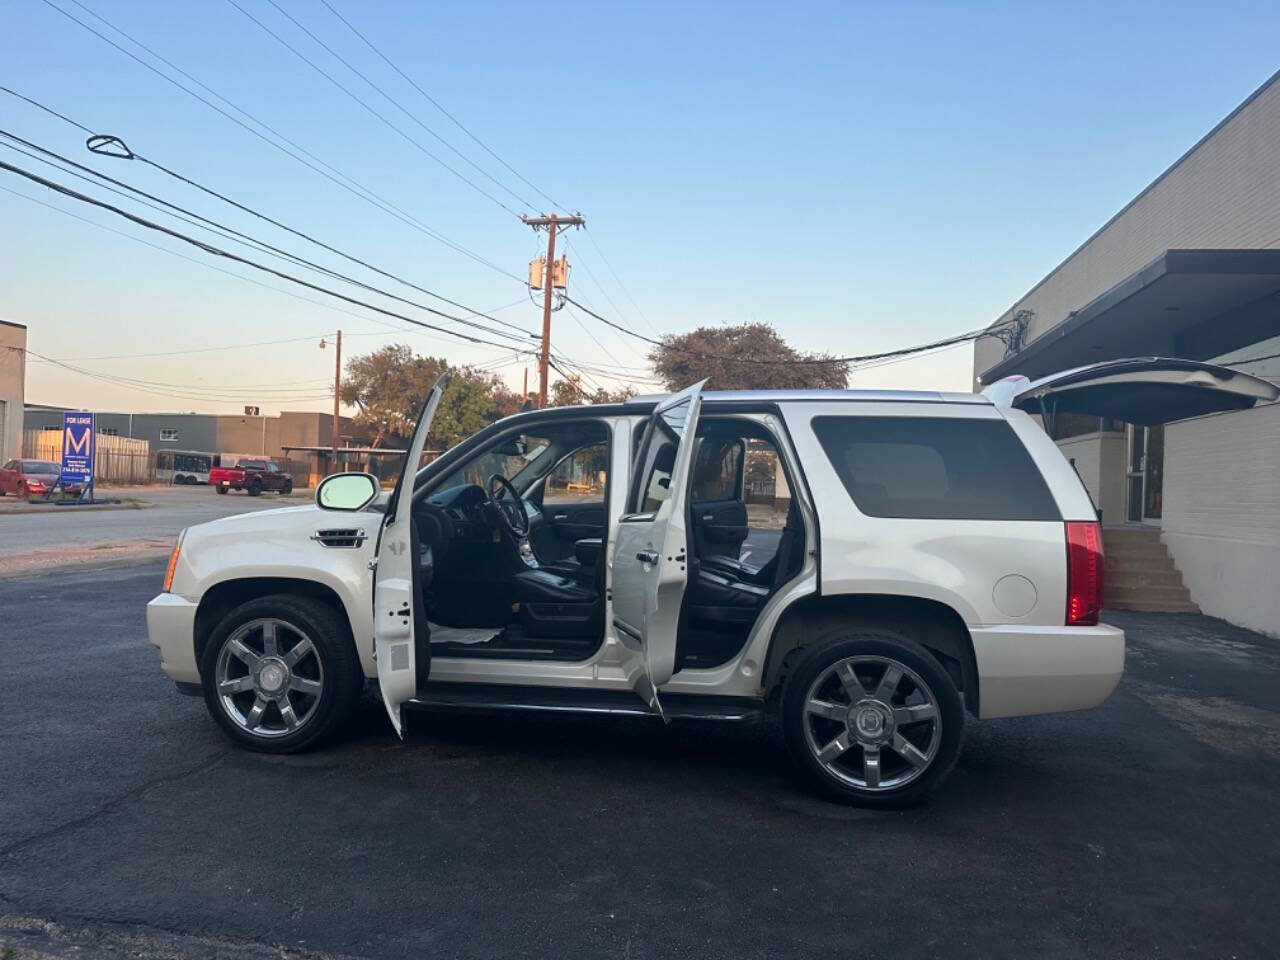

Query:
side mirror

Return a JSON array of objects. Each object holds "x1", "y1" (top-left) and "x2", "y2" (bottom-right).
[{"x1": 316, "y1": 472, "x2": 379, "y2": 511}]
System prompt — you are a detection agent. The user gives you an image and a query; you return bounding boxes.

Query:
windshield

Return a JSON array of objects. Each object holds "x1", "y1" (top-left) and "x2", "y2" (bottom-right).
[
  {"x1": 432, "y1": 433, "x2": 550, "y2": 491},
  {"x1": 23, "y1": 461, "x2": 60, "y2": 473}
]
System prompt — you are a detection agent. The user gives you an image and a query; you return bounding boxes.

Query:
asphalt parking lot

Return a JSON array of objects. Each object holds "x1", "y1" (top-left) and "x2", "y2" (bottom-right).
[{"x1": 2, "y1": 560, "x2": 1278, "y2": 959}]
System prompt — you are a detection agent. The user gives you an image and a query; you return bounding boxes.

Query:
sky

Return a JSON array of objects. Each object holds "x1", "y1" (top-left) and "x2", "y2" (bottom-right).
[{"x1": 3, "y1": 0, "x2": 1280, "y2": 415}]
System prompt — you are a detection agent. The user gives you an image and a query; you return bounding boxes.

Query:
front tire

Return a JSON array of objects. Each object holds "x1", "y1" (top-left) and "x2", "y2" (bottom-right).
[
  {"x1": 780, "y1": 627, "x2": 964, "y2": 808},
  {"x1": 199, "y1": 595, "x2": 364, "y2": 753},
  {"x1": 280, "y1": 480, "x2": 293, "y2": 495}
]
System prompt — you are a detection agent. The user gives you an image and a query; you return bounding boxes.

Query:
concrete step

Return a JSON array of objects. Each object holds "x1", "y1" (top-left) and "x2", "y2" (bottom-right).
[
  {"x1": 1108, "y1": 568, "x2": 1186, "y2": 588},
  {"x1": 1107, "y1": 556, "x2": 1177, "y2": 573},
  {"x1": 1107, "y1": 598, "x2": 1202, "y2": 613},
  {"x1": 1106, "y1": 586, "x2": 1196, "y2": 606}
]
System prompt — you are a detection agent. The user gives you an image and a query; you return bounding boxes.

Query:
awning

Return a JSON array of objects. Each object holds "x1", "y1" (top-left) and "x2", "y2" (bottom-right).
[{"x1": 979, "y1": 249, "x2": 1280, "y2": 383}]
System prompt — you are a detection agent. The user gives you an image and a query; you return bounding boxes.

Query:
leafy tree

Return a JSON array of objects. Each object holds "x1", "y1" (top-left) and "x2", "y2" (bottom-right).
[
  {"x1": 550, "y1": 377, "x2": 636, "y2": 407},
  {"x1": 649, "y1": 323, "x2": 847, "y2": 391},
  {"x1": 341, "y1": 344, "x2": 524, "y2": 450}
]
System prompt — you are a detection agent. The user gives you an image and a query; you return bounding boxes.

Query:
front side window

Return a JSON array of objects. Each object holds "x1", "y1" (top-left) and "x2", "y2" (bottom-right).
[
  {"x1": 812, "y1": 416, "x2": 1060, "y2": 521},
  {"x1": 545, "y1": 443, "x2": 608, "y2": 503},
  {"x1": 629, "y1": 398, "x2": 692, "y2": 515}
]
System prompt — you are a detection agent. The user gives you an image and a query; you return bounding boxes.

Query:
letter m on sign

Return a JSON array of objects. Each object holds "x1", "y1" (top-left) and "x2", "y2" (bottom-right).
[{"x1": 66, "y1": 426, "x2": 91, "y2": 456}]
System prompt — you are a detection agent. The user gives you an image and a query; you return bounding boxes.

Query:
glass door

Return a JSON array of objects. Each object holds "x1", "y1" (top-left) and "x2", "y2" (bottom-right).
[{"x1": 1125, "y1": 425, "x2": 1164, "y2": 524}]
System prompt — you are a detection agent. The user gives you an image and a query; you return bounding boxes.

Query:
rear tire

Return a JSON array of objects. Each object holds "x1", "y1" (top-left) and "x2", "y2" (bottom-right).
[
  {"x1": 200, "y1": 594, "x2": 364, "y2": 753},
  {"x1": 780, "y1": 627, "x2": 964, "y2": 808},
  {"x1": 215, "y1": 485, "x2": 228, "y2": 495},
  {"x1": 247, "y1": 481, "x2": 262, "y2": 497}
]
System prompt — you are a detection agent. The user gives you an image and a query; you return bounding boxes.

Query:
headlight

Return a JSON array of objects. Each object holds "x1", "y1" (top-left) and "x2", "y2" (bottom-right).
[{"x1": 163, "y1": 529, "x2": 187, "y2": 592}]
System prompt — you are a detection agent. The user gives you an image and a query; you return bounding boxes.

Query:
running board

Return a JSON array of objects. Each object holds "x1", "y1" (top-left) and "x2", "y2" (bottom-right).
[{"x1": 405, "y1": 683, "x2": 764, "y2": 722}]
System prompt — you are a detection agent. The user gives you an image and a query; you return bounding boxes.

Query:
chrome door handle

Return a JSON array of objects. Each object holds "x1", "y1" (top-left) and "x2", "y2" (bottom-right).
[
  {"x1": 553, "y1": 514, "x2": 569, "y2": 521},
  {"x1": 636, "y1": 550, "x2": 660, "y2": 564}
]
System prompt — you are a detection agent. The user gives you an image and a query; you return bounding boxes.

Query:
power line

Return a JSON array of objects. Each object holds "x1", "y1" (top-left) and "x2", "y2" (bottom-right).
[
  {"x1": 0, "y1": 128, "x2": 535, "y2": 346},
  {"x1": 225, "y1": 0, "x2": 526, "y2": 217},
  {"x1": 579, "y1": 225, "x2": 664, "y2": 337},
  {"x1": 564, "y1": 294, "x2": 1013, "y2": 368},
  {"x1": 34, "y1": 2, "x2": 524, "y2": 282},
  {"x1": 0, "y1": 157, "x2": 541, "y2": 356},
  {"x1": 0, "y1": 181, "x2": 497, "y2": 348},
  {"x1": 29, "y1": 350, "x2": 334, "y2": 404},
  {"x1": 259, "y1": 0, "x2": 537, "y2": 212},
  {"x1": 318, "y1": 0, "x2": 565, "y2": 212}
]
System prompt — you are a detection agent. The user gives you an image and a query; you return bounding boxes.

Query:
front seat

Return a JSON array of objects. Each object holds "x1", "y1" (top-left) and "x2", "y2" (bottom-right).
[{"x1": 512, "y1": 566, "x2": 602, "y2": 638}]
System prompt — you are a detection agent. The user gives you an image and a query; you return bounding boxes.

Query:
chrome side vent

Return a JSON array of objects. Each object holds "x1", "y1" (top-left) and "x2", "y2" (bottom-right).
[{"x1": 312, "y1": 528, "x2": 368, "y2": 548}]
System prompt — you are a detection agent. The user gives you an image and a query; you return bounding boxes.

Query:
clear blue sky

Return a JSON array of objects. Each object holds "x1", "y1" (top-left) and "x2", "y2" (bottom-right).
[{"x1": 3, "y1": 0, "x2": 1279, "y2": 413}]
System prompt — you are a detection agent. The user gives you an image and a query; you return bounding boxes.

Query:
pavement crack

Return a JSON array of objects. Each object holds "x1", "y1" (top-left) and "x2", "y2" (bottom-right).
[{"x1": 0, "y1": 750, "x2": 229, "y2": 860}]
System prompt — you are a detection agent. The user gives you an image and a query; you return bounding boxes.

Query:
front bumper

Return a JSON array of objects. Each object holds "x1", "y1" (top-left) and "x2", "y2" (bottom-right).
[
  {"x1": 146, "y1": 592, "x2": 200, "y2": 685},
  {"x1": 971, "y1": 623, "x2": 1124, "y2": 719}
]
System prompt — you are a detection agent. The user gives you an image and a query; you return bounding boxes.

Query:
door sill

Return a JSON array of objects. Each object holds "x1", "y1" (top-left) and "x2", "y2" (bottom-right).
[{"x1": 406, "y1": 682, "x2": 764, "y2": 721}]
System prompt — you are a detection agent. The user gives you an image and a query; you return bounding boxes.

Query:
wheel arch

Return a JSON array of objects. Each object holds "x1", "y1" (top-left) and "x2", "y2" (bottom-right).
[
  {"x1": 762, "y1": 593, "x2": 979, "y2": 717},
  {"x1": 194, "y1": 577, "x2": 355, "y2": 672}
]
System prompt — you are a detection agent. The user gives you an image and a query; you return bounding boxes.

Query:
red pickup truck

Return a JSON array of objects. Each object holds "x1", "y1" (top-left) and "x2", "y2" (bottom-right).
[{"x1": 209, "y1": 459, "x2": 293, "y2": 496}]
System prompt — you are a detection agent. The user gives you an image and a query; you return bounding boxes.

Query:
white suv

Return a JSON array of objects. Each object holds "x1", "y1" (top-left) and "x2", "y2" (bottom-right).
[{"x1": 146, "y1": 358, "x2": 1276, "y2": 806}]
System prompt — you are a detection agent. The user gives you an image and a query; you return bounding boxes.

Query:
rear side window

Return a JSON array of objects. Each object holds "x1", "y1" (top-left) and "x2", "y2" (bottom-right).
[{"x1": 811, "y1": 416, "x2": 1060, "y2": 521}]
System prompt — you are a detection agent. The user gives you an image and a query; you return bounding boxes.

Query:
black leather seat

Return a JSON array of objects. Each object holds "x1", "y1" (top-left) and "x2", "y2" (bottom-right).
[
  {"x1": 687, "y1": 565, "x2": 771, "y2": 630},
  {"x1": 700, "y1": 553, "x2": 776, "y2": 587},
  {"x1": 538, "y1": 538, "x2": 602, "y2": 586},
  {"x1": 512, "y1": 562, "x2": 602, "y2": 639},
  {"x1": 512, "y1": 568, "x2": 595, "y2": 604}
]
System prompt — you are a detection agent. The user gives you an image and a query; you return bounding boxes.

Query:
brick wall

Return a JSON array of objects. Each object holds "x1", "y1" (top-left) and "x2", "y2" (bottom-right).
[{"x1": 1161, "y1": 402, "x2": 1280, "y2": 636}]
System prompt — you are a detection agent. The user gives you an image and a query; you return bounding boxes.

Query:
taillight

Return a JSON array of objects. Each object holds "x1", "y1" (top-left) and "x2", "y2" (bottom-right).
[{"x1": 1065, "y1": 521, "x2": 1104, "y2": 626}]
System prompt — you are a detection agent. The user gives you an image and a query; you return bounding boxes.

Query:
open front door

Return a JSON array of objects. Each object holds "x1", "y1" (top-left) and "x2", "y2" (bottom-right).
[
  {"x1": 611, "y1": 380, "x2": 706, "y2": 715},
  {"x1": 995, "y1": 357, "x2": 1278, "y2": 425},
  {"x1": 373, "y1": 376, "x2": 447, "y2": 736}
]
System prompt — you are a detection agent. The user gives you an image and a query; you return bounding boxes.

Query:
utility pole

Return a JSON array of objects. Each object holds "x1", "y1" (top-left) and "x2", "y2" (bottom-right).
[
  {"x1": 332, "y1": 329, "x2": 342, "y2": 471},
  {"x1": 321, "y1": 331, "x2": 342, "y2": 473},
  {"x1": 522, "y1": 213, "x2": 585, "y2": 407}
]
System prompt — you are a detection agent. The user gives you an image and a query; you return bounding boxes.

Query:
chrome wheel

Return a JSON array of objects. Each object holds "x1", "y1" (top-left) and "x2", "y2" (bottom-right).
[
  {"x1": 214, "y1": 618, "x2": 324, "y2": 738},
  {"x1": 802, "y1": 655, "x2": 941, "y2": 791}
]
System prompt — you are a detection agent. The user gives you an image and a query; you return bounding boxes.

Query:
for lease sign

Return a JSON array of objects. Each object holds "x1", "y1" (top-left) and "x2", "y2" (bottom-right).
[{"x1": 60, "y1": 411, "x2": 95, "y2": 485}]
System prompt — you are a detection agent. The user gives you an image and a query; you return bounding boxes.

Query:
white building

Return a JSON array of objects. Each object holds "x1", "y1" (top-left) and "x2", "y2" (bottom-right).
[{"x1": 974, "y1": 71, "x2": 1280, "y2": 636}]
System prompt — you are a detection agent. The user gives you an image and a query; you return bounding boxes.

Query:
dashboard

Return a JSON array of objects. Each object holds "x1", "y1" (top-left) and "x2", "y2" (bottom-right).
[{"x1": 422, "y1": 483, "x2": 542, "y2": 542}]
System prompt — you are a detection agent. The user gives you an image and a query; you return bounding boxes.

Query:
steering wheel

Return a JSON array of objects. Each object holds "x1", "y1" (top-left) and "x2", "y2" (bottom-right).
[{"x1": 486, "y1": 473, "x2": 530, "y2": 538}]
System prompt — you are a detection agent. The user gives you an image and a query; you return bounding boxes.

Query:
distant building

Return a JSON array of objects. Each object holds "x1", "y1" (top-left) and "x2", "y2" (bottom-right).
[
  {"x1": 0, "y1": 320, "x2": 26, "y2": 462},
  {"x1": 22, "y1": 406, "x2": 371, "y2": 484},
  {"x1": 974, "y1": 70, "x2": 1280, "y2": 635}
]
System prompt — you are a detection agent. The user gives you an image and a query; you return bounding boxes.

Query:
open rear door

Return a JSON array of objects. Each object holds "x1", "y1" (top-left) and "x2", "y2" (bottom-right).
[
  {"x1": 373, "y1": 376, "x2": 447, "y2": 737},
  {"x1": 993, "y1": 357, "x2": 1278, "y2": 426},
  {"x1": 611, "y1": 380, "x2": 706, "y2": 715}
]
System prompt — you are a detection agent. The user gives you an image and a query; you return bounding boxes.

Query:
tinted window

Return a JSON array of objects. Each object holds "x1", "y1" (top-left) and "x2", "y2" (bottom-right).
[
  {"x1": 691, "y1": 438, "x2": 743, "y2": 502},
  {"x1": 812, "y1": 416, "x2": 1060, "y2": 521}
]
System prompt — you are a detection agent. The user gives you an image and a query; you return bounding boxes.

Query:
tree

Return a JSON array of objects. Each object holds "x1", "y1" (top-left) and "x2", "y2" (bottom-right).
[
  {"x1": 340, "y1": 344, "x2": 524, "y2": 450},
  {"x1": 549, "y1": 377, "x2": 636, "y2": 407},
  {"x1": 649, "y1": 322, "x2": 847, "y2": 391}
]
